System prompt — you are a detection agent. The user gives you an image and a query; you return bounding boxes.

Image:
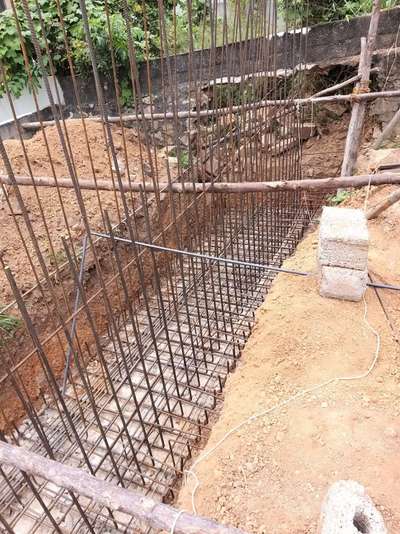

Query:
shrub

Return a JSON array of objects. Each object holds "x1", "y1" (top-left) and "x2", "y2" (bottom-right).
[
  {"x1": 280, "y1": 0, "x2": 400, "y2": 28},
  {"x1": 0, "y1": 0, "x2": 161, "y2": 98}
]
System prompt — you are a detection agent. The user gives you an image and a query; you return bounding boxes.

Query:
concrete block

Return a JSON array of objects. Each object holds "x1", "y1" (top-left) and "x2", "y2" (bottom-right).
[
  {"x1": 319, "y1": 207, "x2": 368, "y2": 271},
  {"x1": 320, "y1": 266, "x2": 367, "y2": 302},
  {"x1": 318, "y1": 480, "x2": 387, "y2": 534}
]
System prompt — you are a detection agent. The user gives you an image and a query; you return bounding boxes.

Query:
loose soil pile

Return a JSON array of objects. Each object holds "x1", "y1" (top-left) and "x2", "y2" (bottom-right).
[
  {"x1": 0, "y1": 120, "x2": 171, "y2": 304},
  {"x1": 178, "y1": 185, "x2": 400, "y2": 532}
]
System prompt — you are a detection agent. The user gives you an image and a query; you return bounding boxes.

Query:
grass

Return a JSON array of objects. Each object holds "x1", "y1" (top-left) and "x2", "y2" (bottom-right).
[{"x1": 0, "y1": 312, "x2": 21, "y2": 339}]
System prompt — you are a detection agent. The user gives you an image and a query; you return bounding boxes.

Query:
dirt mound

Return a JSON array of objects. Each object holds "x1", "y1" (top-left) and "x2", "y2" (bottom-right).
[
  {"x1": 0, "y1": 120, "x2": 169, "y2": 304},
  {"x1": 177, "y1": 186, "x2": 400, "y2": 533},
  {"x1": 2, "y1": 119, "x2": 148, "y2": 179}
]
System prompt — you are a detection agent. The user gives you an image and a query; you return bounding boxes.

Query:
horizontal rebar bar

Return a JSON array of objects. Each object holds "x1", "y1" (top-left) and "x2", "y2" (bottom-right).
[{"x1": 91, "y1": 231, "x2": 310, "y2": 277}]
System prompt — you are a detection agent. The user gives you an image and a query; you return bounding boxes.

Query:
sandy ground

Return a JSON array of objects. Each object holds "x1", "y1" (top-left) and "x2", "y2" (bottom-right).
[{"x1": 178, "y1": 183, "x2": 400, "y2": 533}]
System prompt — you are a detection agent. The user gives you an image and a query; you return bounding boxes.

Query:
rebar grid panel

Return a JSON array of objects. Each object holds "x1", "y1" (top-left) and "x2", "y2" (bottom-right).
[
  {"x1": 0, "y1": 0, "x2": 315, "y2": 531},
  {"x1": 0, "y1": 196, "x2": 312, "y2": 533}
]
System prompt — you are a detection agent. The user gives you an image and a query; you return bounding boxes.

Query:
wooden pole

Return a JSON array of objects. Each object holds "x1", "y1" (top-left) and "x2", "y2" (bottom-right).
[
  {"x1": 373, "y1": 104, "x2": 400, "y2": 149},
  {"x1": 341, "y1": 0, "x2": 381, "y2": 177},
  {"x1": 366, "y1": 187, "x2": 400, "y2": 219},
  {"x1": 0, "y1": 441, "x2": 246, "y2": 534},
  {"x1": 19, "y1": 88, "x2": 400, "y2": 131},
  {"x1": 2, "y1": 173, "x2": 400, "y2": 194}
]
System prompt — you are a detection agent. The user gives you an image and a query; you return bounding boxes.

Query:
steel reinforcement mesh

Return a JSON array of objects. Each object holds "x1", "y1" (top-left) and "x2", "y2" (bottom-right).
[{"x1": 0, "y1": 0, "x2": 318, "y2": 531}]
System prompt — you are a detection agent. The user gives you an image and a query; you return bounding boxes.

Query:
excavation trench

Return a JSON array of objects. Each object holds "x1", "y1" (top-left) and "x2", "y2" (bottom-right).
[
  {"x1": 0, "y1": 186, "x2": 318, "y2": 532},
  {"x1": 0, "y1": 103, "x2": 351, "y2": 532}
]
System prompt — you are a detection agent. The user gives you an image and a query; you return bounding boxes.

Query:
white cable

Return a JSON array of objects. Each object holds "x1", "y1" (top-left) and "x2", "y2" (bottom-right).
[
  {"x1": 363, "y1": 167, "x2": 376, "y2": 213},
  {"x1": 170, "y1": 509, "x2": 185, "y2": 534},
  {"x1": 184, "y1": 295, "x2": 381, "y2": 516}
]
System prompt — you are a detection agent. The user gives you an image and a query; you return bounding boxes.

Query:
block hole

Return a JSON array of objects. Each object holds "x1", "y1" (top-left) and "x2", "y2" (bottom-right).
[{"x1": 353, "y1": 512, "x2": 370, "y2": 533}]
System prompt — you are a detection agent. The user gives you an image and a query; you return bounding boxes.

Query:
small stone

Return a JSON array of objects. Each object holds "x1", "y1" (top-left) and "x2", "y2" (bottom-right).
[
  {"x1": 321, "y1": 402, "x2": 328, "y2": 408},
  {"x1": 376, "y1": 376, "x2": 384, "y2": 383}
]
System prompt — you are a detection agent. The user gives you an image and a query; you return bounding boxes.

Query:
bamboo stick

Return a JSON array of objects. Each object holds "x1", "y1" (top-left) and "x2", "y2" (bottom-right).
[
  {"x1": 2, "y1": 173, "x2": 400, "y2": 194},
  {"x1": 0, "y1": 441, "x2": 246, "y2": 534},
  {"x1": 341, "y1": 0, "x2": 381, "y2": 177},
  {"x1": 20, "y1": 88, "x2": 400, "y2": 130}
]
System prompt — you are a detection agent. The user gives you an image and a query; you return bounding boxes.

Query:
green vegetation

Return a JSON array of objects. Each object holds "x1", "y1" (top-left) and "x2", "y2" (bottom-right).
[
  {"x1": 178, "y1": 149, "x2": 190, "y2": 168},
  {"x1": 48, "y1": 249, "x2": 67, "y2": 267},
  {"x1": 0, "y1": 0, "x2": 172, "y2": 98},
  {"x1": 280, "y1": 0, "x2": 400, "y2": 28},
  {"x1": 0, "y1": 312, "x2": 21, "y2": 339},
  {"x1": 328, "y1": 190, "x2": 351, "y2": 205},
  {"x1": 1, "y1": 0, "x2": 399, "y2": 100}
]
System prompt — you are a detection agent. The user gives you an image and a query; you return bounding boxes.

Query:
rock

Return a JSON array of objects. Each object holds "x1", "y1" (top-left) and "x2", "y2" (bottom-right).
[{"x1": 318, "y1": 480, "x2": 387, "y2": 534}]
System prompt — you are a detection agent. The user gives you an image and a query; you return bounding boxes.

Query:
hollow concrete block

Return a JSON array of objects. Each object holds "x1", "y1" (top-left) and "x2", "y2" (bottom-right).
[
  {"x1": 318, "y1": 207, "x2": 369, "y2": 271},
  {"x1": 318, "y1": 480, "x2": 387, "y2": 534},
  {"x1": 319, "y1": 265, "x2": 367, "y2": 302}
]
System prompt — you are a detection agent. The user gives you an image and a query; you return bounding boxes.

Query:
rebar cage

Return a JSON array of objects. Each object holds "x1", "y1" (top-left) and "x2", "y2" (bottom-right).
[{"x1": 0, "y1": 0, "x2": 318, "y2": 531}]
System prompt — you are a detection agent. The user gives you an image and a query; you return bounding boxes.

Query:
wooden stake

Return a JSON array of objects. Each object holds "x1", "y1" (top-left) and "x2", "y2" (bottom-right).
[
  {"x1": 0, "y1": 441, "x2": 246, "y2": 534},
  {"x1": 366, "y1": 187, "x2": 400, "y2": 219},
  {"x1": 373, "y1": 104, "x2": 400, "y2": 149},
  {"x1": 2, "y1": 173, "x2": 400, "y2": 194},
  {"x1": 341, "y1": 0, "x2": 382, "y2": 177}
]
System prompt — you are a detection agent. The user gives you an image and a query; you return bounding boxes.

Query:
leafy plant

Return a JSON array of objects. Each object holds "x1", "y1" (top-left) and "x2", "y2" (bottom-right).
[
  {"x1": 178, "y1": 150, "x2": 190, "y2": 168},
  {"x1": 279, "y1": 0, "x2": 400, "y2": 28},
  {"x1": 0, "y1": 312, "x2": 21, "y2": 338},
  {"x1": 0, "y1": 0, "x2": 163, "y2": 98},
  {"x1": 328, "y1": 190, "x2": 351, "y2": 205},
  {"x1": 0, "y1": 10, "x2": 39, "y2": 97},
  {"x1": 120, "y1": 78, "x2": 134, "y2": 108}
]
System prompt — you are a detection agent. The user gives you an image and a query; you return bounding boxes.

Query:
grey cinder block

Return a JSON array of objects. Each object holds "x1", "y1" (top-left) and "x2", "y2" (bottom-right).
[
  {"x1": 320, "y1": 266, "x2": 367, "y2": 302},
  {"x1": 319, "y1": 207, "x2": 368, "y2": 271},
  {"x1": 318, "y1": 480, "x2": 387, "y2": 534}
]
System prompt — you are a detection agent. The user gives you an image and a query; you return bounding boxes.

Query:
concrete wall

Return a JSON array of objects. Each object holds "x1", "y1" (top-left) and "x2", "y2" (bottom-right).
[
  {"x1": 138, "y1": 6, "x2": 400, "y2": 94},
  {"x1": 1, "y1": 7, "x2": 400, "y2": 140}
]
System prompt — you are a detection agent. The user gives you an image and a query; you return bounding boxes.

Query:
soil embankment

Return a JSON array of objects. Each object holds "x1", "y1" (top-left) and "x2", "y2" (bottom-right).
[{"x1": 178, "y1": 183, "x2": 400, "y2": 533}]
